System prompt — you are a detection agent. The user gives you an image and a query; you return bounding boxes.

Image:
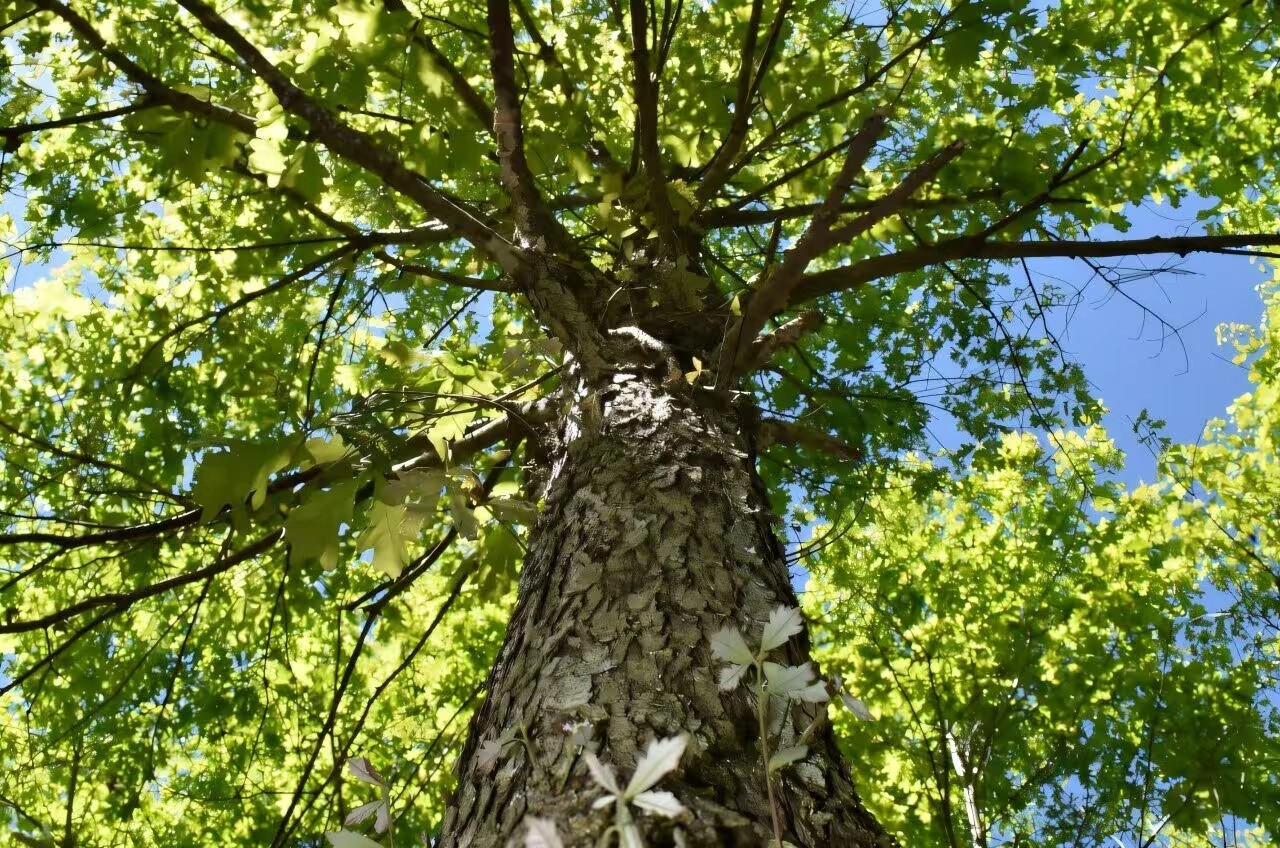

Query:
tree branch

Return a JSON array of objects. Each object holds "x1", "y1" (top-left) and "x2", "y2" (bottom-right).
[
  {"x1": 510, "y1": 0, "x2": 620, "y2": 170},
  {"x1": 718, "y1": 127, "x2": 962, "y2": 382},
  {"x1": 745, "y1": 309, "x2": 824, "y2": 372},
  {"x1": 382, "y1": 0, "x2": 494, "y2": 131},
  {"x1": 627, "y1": 0, "x2": 678, "y2": 253},
  {"x1": 722, "y1": 116, "x2": 891, "y2": 362},
  {"x1": 124, "y1": 241, "x2": 363, "y2": 384},
  {"x1": 695, "y1": 0, "x2": 764, "y2": 203},
  {"x1": 30, "y1": 0, "x2": 257, "y2": 134},
  {"x1": 486, "y1": 0, "x2": 583, "y2": 259},
  {"x1": 0, "y1": 529, "x2": 284, "y2": 635},
  {"x1": 702, "y1": 189, "x2": 1084, "y2": 228},
  {"x1": 821, "y1": 139, "x2": 965, "y2": 247},
  {"x1": 374, "y1": 250, "x2": 515, "y2": 291},
  {"x1": 717, "y1": 7, "x2": 957, "y2": 190},
  {"x1": 791, "y1": 232, "x2": 1280, "y2": 305},
  {"x1": 757, "y1": 417, "x2": 863, "y2": 463},
  {"x1": 0, "y1": 416, "x2": 174, "y2": 497},
  {"x1": 698, "y1": 0, "x2": 792, "y2": 203},
  {"x1": 172, "y1": 0, "x2": 518, "y2": 266},
  {"x1": 0, "y1": 101, "x2": 149, "y2": 140},
  {"x1": 0, "y1": 400, "x2": 551, "y2": 551}
]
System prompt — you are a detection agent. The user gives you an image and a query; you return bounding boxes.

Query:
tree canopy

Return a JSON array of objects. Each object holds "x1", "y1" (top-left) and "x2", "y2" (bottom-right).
[
  {"x1": 808, "y1": 284, "x2": 1280, "y2": 844},
  {"x1": 1, "y1": 0, "x2": 1279, "y2": 845}
]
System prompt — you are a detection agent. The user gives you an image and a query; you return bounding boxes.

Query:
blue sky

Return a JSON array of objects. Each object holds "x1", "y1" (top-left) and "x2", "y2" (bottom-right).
[{"x1": 1031, "y1": 201, "x2": 1269, "y2": 484}]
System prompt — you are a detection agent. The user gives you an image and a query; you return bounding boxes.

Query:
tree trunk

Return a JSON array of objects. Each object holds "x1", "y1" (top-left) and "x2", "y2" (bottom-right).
[{"x1": 441, "y1": 367, "x2": 890, "y2": 847}]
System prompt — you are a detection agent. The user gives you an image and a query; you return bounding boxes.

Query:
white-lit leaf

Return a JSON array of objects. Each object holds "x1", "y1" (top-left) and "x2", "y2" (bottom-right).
[
  {"x1": 767, "y1": 745, "x2": 809, "y2": 773},
  {"x1": 793, "y1": 682, "x2": 830, "y2": 703},
  {"x1": 346, "y1": 757, "x2": 386, "y2": 787},
  {"x1": 625, "y1": 735, "x2": 687, "y2": 798},
  {"x1": 564, "y1": 719, "x2": 595, "y2": 747},
  {"x1": 524, "y1": 816, "x2": 565, "y2": 848},
  {"x1": 841, "y1": 692, "x2": 876, "y2": 721},
  {"x1": 717, "y1": 662, "x2": 749, "y2": 692},
  {"x1": 631, "y1": 790, "x2": 686, "y2": 818},
  {"x1": 478, "y1": 739, "x2": 504, "y2": 772},
  {"x1": 763, "y1": 661, "x2": 817, "y2": 698},
  {"x1": 709, "y1": 625, "x2": 755, "y2": 666},
  {"x1": 344, "y1": 800, "x2": 384, "y2": 827},
  {"x1": 325, "y1": 831, "x2": 384, "y2": 848},
  {"x1": 759, "y1": 605, "x2": 804, "y2": 653},
  {"x1": 591, "y1": 794, "x2": 617, "y2": 810},
  {"x1": 582, "y1": 751, "x2": 621, "y2": 794}
]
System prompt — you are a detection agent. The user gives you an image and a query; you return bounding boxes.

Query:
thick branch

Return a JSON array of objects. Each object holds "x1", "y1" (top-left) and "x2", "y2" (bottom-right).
[
  {"x1": 0, "y1": 101, "x2": 149, "y2": 140},
  {"x1": 627, "y1": 0, "x2": 678, "y2": 251},
  {"x1": 0, "y1": 529, "x2": 284, "y2": 635},
  {"x1": 821, "y1": 139, "x2": 965, "y2": 246},
  {"x1": 757, "y1": 417, "x2": 863, "y2": 463},
  {"x1": 719, "y1": 130, "x2": 961, "y2": 381},
  {"x1": 791, "y1": 232, "x2": 1280, "y2": 304},
  {"x1": 31, "y1": 0, "x2": 512, "y2": 272},
  {"x1": 30, "y1": 0, "x2": 257, "y2": 134},
  {"x1": 172, "y1": 0, "x2": 517, "y2": 266},
  {"x1": 722, "y1": 118, "x2": 891, "y2": 363},
  {"x1": 745, "y1": 309, "x2": 824, "y2": 371},
  {"x1": 486, "y1": 0, "x2": 583, "y2": 259}
]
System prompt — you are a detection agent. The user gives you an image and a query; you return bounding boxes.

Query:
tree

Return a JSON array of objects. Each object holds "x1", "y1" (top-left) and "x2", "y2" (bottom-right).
[
  {"x1": 806, "y1": 412, "x2": 1280, "y2": 845},
  {"x1": 1, "y1": 0, "x2": 1279, "y2": 846}
]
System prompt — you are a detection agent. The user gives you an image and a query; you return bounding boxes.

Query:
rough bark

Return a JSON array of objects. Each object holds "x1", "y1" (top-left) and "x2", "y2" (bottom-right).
[{"x1": 441, "y1": 366, "x2": 890, "y2": 847}]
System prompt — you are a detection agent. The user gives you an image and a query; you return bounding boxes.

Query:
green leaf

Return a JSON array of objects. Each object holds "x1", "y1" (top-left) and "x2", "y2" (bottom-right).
[
  {"x1": 283, "y1": 146, "x2": 329, "y2": 202},
  {"x1": 356, "y1": 500, "x2": 409, "y2": 578},
  {"x1": 448, "y1": 490, "x2": 479, "y2": 540},
  {"x1": 485, "y1": 497, "x2": 537, "y2": 525},
  {"x1": 306, "y1": 434, "x2": 349, "y2": 466},
  {"x1": 285, "y1": 481, "x2": 357, "y2": 570},
  {"x1": 190, "y1": 438, "x2": 296, "y2": 527}
]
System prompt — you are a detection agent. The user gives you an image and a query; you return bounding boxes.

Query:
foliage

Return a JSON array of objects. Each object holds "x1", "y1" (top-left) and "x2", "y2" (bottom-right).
[
  {"x1": 805, "y1": 283, "x2": 1280, "y2": 847},
  {"x1": 1, "y1": 0, "x2": 1280, "y2": 844},
  {"x1": 710, "y1": 606, "x2": 833, "y2": 846}
]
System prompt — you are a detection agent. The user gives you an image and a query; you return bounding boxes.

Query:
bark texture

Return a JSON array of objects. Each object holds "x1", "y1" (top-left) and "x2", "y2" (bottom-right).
[{"x1": 441, "y1": 366, "x2": 890, "y2": 847}]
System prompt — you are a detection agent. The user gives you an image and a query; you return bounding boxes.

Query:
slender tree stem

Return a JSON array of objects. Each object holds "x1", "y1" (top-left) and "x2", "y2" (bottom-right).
[{"x1": 757, "y1": 665, "x2": 784, "y2": 847}]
